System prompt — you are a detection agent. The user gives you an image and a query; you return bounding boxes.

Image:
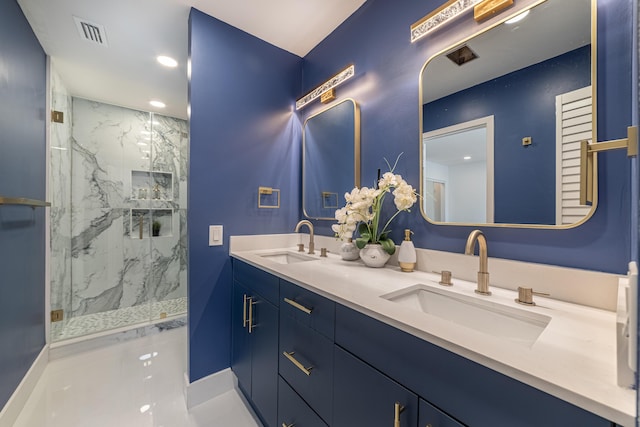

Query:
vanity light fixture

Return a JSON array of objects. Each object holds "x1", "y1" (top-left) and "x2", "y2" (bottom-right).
[
  {"x1": 149, "y1": 100, "x2": 165, "y2": 108},
  {"x1": 474, "y1": 0, "x2": 514, "y2": 22},
  {"x1": 411, "y1": 0, "x2": 483, "y2": 43},
  {"x1": 505, "y1": 9, "x2": 530, "y2": 24},
  {"x1": 295, "y1": 65, "x2": 355, "y2": 110},
  {"x1": 156, "y1": 55, "x2": 178, "y2": 68}
]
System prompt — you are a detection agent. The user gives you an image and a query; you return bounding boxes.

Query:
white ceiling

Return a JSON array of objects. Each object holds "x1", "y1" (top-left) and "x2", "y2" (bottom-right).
[{"x1": 17, "y1": 0, "x2": 367, "y2": 120}]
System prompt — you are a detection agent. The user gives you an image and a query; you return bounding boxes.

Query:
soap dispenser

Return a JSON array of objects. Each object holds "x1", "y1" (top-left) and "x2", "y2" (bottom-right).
[{"x1": 398, "y1": 229, "x2": 416, "y2": 272}]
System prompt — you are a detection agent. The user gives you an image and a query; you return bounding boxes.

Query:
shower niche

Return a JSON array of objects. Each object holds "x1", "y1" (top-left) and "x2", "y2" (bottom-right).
[
  {"x1": 130, "y1": 209, "x2": 173, "y2": 239},
  {"x1": 131, "y1": 170, "x2": 173, "y2": 201}
]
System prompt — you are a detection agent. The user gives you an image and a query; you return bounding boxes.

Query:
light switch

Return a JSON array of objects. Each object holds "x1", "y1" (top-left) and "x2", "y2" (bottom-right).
[{"x1": 209, "y1": 225, "x2": 223, "y2": 246}]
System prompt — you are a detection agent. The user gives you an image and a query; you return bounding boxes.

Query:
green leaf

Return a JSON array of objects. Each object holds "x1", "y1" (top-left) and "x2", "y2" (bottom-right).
[
  {"x1": 358, "y1": 222, "x2": 369, "y2": 235},
  {"x1": 355, "y1": 237, "x2": 369, "y2": 249},
  {"x1": 380, "y1": 237, "x2": 396, "y2": 255}
]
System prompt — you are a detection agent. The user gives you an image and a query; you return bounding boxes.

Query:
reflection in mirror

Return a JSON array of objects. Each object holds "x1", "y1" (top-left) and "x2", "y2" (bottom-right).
[
  {"x1": 424, "y1": 116, "x2": 494, "y2": 223},
  {"x1": 303, "y1": 99, "x2": 360, "y2": 220},
  {"x1": 420, "y1": 0, "x2": 594, "y2": 227}
]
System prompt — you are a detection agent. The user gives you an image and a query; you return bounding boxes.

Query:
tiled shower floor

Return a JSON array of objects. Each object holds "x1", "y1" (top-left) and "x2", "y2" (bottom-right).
[{"x1": 51, "y1": 297, "x2": 187, "y2": 342}]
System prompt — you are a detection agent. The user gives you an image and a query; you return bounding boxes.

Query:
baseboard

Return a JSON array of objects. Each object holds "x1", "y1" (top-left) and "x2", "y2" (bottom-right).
[
  {"x1": 0, "y1": 345, "x2": 49, "y2": 426},
  {"x1": 184, "y1": 368, "x2": 236, "y2": 410}
]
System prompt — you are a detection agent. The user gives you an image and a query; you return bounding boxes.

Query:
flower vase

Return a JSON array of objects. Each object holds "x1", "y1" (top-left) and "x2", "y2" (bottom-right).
[
  {"x1": 359, "y1": 244, "x2": 391, "y2": 268},
  {"x1": 340, "y1": 238, "x2": 360, "y2": 261}
]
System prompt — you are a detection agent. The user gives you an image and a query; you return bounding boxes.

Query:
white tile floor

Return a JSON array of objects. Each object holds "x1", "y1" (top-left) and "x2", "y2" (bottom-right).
[{"x1": 13, "y1": 327, "x2": 261, "y2": 427}]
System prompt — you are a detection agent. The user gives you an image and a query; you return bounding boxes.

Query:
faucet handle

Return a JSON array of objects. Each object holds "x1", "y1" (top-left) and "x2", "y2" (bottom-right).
[
  {"x1": 439, "y1": 270, "x2": 453, "y2": 286},
  {"x1": 515, "y1": 286, "x2": 550, "y2": 306},
  {"x1": 320, "y1": 248, "x2": 328, "y2": 257},
  {"x1": 297, "y1": 243, "x2": 305, "y2": 252}
]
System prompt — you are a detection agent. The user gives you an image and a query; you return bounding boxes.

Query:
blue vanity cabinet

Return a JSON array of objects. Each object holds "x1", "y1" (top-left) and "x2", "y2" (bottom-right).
[
  {"x1": 419, "y1": 399, "x2": 465, "y2": 427},
  {"x1": 279, "y1": 280, "x2": 336, "y2": 423},
  {"x1": 280, "y1": 279, "x2": 335, "y2": 340},
  {"x1": 278, "y1": 376, "x2": 329, "y2": 427},
  {"x1": 231, "y1": 281, "x2": 252, "y2": 395},
  {"x1": 333, "y1": 345, "x2": 419, "y2": 426},
  {"x1": 231, "y1": 260, "x2": 280, "y2": 427},
  {"x1": 334, "y1": 304, "x2": 612, "y2": 427}
]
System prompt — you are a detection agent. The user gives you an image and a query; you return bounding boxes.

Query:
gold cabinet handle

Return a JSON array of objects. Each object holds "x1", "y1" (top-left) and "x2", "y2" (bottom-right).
[
  {"x1": 248, "y1": 297, "x2": 255, "y2": 333},
  {"x1": 394, "y1": 402, "x2": 405, "y2": 427},
  {"x1": 243, "y1": 294, "x2": 248, "y2": 328},
  {"x1": 283, "y1": 351, "x2": 313, "y2": 376},
  {"x1": 282, "y1": 423, "x2": 295, "y2": 427},
  {"x1": 283, "y1": 297, "x2": 313, "y2": 314}
]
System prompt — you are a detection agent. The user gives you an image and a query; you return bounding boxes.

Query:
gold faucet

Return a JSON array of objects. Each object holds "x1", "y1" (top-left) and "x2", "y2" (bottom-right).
[
  {"x1": 464, "y1": 229, "x2": 491, "y2": 295},
  {"x1": 294, "y1": 220, "x2": 315, "y2": 254}
]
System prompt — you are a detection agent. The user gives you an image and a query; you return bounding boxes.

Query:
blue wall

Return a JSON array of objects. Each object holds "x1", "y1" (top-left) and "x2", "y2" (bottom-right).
[
  {"x1": 423, "y1": 46, "x2": 591, "y2": 224},
  {"x1": 188, "y1": 9, "x2": 302, "y2": 381},
  {"x1": 188, "y1": 0, "x2": 633, "y2": 384},
  {"x1": 0, "y1": 0, "x2": 47, "y2": 410},
  {"x1": 302, "y1": 0, "x2": 632, "y2": 274}
]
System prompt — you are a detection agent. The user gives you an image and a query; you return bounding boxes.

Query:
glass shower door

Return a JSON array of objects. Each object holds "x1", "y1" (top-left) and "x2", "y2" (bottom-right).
[
  {"x1": 49, "y1": 95, "x2": 188, "y2": 342},
  {"x1": 147, "y1": 113, "x2": 188, "y2": 322}
]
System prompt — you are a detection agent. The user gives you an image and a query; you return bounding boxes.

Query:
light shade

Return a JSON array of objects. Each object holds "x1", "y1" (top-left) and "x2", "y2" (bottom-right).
[
  {"x1": 411, "y1": 0, "x2": 482, "y2": 43},
  {"x1": 296, "y1": 65, "x2": 355, "y2": 110}
]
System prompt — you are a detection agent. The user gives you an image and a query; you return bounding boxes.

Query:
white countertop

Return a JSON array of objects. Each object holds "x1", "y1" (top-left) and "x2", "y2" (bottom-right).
[{"x1": 230, "y1": 234, "x2": 635, "y2": 426}]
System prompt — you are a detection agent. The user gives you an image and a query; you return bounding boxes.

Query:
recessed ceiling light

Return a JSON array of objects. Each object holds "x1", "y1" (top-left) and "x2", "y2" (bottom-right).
[
  {"x1": 463, "y1": 156, "x2": 472, "y2": 160},
  {"x1": 505, "y1": 10, "x2": 530, "y2": 24},
  {"x1": 149, "y1": 100, "x2": 165, "y2": 108},
  {"x1": 157, "y1": 55, "x2": 178, "y2": 68}
]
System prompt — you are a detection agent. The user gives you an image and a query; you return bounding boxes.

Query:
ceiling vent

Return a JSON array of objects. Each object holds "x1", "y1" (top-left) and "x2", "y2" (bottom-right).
[
  {"x1": 446, "y1": 45, "x2": 478, "y2": 66},
  {"x1": 73, "y1": 16, "x2": 108, "y2": 47}
]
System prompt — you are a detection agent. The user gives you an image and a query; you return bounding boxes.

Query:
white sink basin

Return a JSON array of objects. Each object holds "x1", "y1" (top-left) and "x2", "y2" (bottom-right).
[
  {"x1": 258, "y1": 251, "x2": 317, "y2": 264},
  {"x1": 381, "y1": 284, "x2": 550, "y2": 347}
]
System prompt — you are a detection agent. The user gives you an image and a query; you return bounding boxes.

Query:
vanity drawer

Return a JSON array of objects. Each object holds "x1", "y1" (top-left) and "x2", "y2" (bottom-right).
[
  {"x1": 419, "y1": 398, "x2": 466, "y2": 427},
  {"x1": 279, "y1": 313, "x2": 334, "y2": 423},
  {"x1": 233, "y1": 259, "x2": 279, "y2": 305},
  {"x1": 335, "y1": 304, "x2": 611, "y2": 427},
  {"x1": 280, "y1": 279, "x2": 335, "y2": 340},
  {"x1": 278, "y1": 376, "x2": 328, "y2": 427}
]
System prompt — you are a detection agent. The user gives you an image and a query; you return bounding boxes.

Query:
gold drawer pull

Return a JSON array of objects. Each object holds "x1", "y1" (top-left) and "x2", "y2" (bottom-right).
[
  {"x1": 248, "y1": 297, "x2": 255, "y2": 334},
  {"x1": 283, "y1": 351, "x2": 313, "y2": 376},
  {"x1": 243, "y1": 294, "x2": 248, "y2": 328},
  {"x1": 394, "y1": 402, "x2": 405, "y2": 427},
  {"x1": 284, "y1": 298, "x2": 313, "y2": 314}
]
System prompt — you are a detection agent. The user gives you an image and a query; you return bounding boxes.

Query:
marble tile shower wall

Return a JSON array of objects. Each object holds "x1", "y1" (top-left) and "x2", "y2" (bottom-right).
[{"x1": 51, "y1": 97, "x2": 188, "y2": 320}]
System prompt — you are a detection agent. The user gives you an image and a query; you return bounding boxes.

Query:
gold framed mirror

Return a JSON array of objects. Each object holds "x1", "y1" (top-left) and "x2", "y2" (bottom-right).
[
  {"x1": 302, "y1": 99, "x2": 360, "y2": 220},
  {"x1": 419, "y1": 0, "x2": 596, "y2": 228}
]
